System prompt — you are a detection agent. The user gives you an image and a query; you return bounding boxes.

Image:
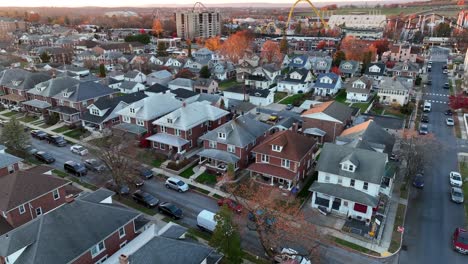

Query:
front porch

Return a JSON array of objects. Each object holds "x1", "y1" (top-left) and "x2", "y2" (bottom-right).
[
  {"x1": 112, "y1": 122, "x2": 147, "y2": 136},
  {"x1": 22, "y1": 99, "x2": 51, "y2": 114},
  {"x1": 48, "y1": 106, "x2": 81, "y2": 124},
  {"x1": 198, "y1": 149, "x2": 239, "y2": 174},
  {"x1": 247, "y1": 163, "x2": 297, "y2": 191},
  {"x1": 146, "y1": 133, "x2": 189, "y2": 155}
]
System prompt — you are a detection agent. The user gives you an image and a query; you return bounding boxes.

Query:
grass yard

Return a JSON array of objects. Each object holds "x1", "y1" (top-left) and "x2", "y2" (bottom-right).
[
  {"x1": 52, "y1": 169, "x2": 68, "y2": 178},
  {"x1": 39, "y1": 123, "x2": 52, "y2": 128},
  {"x1": 333, "y1": 237, "x2": 380, "y2": 256},
  {"x1": 334, "y1": 89, "x2": 347, "y2": 103},
  {"x1": 180, "y1": 164, "x2": 197, "y2": 178},
  {"x1": 351, "y1": 102, "x2": 371, "y2": 114},
  {"x1": 219, "y1": 79, "x2": 239, "y2": 90},
  {"x1": 52, "y1": 126, "x2": 71, "y2": 133},
  {"x1": 189, "y1": 184, "x2": 211, "y2": 195},
  {"x1": 389, "y1": 203, "x2": 407, "y2": 253},
  {"x1": 117, "y1": 196, "x2": 157, "y2": 216},
  {"x1": 279, "y1": 93, "x2": 306, "y2": 105},
  {"x1": 63, "y1": 129, "x2": 89, "y2": 139},
  {"x1": 2, "y1": 111, "x2": 19, "y2": 117},
  {"x1": 18, "y1": 115, "x2": 38, "y2": 123},
  {"x1": 195, "y1": 172, "x2": 217, "y2": 185},
  {"x1": 274, "y1": 91, "x2": 288, "y2": 103}
]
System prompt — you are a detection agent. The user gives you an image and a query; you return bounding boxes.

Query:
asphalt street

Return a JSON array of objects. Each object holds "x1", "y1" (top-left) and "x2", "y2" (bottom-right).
[{"x1": 399, "y1": 49, "x2": 467, "y2": 264}]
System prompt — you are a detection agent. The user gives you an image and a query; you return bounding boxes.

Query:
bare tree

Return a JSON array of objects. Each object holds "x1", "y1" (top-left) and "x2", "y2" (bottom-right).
[{"x1": 399, "y1": 130, "x2": 439, "y2": 179}]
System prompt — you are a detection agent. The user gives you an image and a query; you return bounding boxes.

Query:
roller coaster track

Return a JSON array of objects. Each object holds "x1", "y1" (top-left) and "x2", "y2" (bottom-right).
[{"x1": 286, "y1": 0, "x2": 329, "y2": 31}]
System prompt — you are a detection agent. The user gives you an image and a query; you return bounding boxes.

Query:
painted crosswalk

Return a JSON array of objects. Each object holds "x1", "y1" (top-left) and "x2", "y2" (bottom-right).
[
  {"x1": 424, "y1": 93, "x2": 449, "y2": 97},
  {"x1": 424, "y1": 99, "x2": 448, "y2": 104}
]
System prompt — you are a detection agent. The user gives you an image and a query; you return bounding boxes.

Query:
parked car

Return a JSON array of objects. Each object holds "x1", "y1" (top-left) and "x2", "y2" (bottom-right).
[
  {"x1": 136, "y1": 166, "x2": 153, "y2": 179},
  {"x1": 132, "y1": 190, "x2": 159, "y2": 208},
  {"x1": 217, "y1": 198, "x2": 242, "y2": 213},
  {"x1": 450, "y1": 187, "x2": 464, "y2": 204},
  {"x1": 106, "y1": 180, "x2": 130, "y2": 195},
  {"x1": 421, "y1": 114, "x2": 429, "y2": 123},
  {"x1": 165, "y1": 177, "x2": 189, "y2": 192},
  {"x1": 445, "y1": 109, "x2": 453, "y2": 116},
  {"x1": 84, "y1": 159, "x2": 107, "y2": 172},
  {"x1": 128, "y1": 176, "x2": 144, "y2": 187},
  {"x1": 446, "y1": 118, "x2": 455, "y2": 126},
  {"x1": 449, "y1": 171, "x2": 463, "y2": 187},
  {"x1": 158, "y1": 202, "x2": 183, "y2": 219},
  {"x1": 443, "y1": 83, "x2": 450, "y2": 89},
  {"x1": 70, "y1": 145, "x2": 88, "y2": 155},
  {"x1": 452, "y1": 228, "x2": 468, "y2": 254},
  {"x1": 419, "y1": 124, "x2": 429, "y2": 135},
  {"x1": 197, "y1": 210, "x2": 217, "y2": 232},
  {"x1": 389, "y1": 153, "x2": 400, "y2": 162},
  {"x1": 30, "y1": 130, "x2": 48, "y2": 140},
  {"x1": 64, "y1": 161, "x2": 87, "y2": 176},
  {"x1": 412, "y1": 174, "x2": 424, "y2": 189},
  {"x1": 34, "y1": 151, "x2": 55, "y2": 164},
  {"x1": 285, "y1": 104, "x2": 294, "y2": 110},
  {"x1": 46, "y1": 135, "x2": 67, "y2": 147}
]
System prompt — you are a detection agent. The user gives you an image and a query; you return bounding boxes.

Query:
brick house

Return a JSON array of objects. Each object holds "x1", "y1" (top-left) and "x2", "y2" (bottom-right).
[
  {"x1": 115, "y1": 93, "x2": 183, "y2": 136},
  {"x1": 0, "y1": 145, "x2": 22, "y2": 177},
  {"x1": 148, "y1": 101, "x2": 229, "y2": 155},
  {"x1": 0, "y1": 69, "x2": 50, "y2": 106},
  {"x1": 387, "y1": 60, "x2": 420, "y2": 80},
  {"x1": 0, "y1": 188, "x2": 143, "y2": 264},
  {"x1": 198, "y1": 115, "x2": 271, "y2": 173},
  {"x1": 194, "y1": 78, "x2": 218, "y2": 94},
  {"x1": 301, "y1": 101, "x2": 353, "y2": 143},
  {"x1": 248, "y1": 130, "x2": 318, "y2": 190},
  {"x1": 0, "y1": 166, "x2": 71, "y2": 232}
]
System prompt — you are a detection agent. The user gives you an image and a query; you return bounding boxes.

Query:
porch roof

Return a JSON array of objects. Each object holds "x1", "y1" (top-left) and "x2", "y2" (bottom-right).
[
  {"x1": 247, "y1": 162, "x2": 296, "y2": 180},
  {"x1": 198, "y1": 149, "x2": 240, "y2": 163},
  {"x1": 303, "y1": 127, "x2": 326, "y2": 137},
  {"x1": 48, "y1": 106, "x2": 80, "y2": 115},
  {"x1": 22, "y1": 99, "x2": 51, "y2": 109},
  {"x1": 146, "y1": 133, "x2": 189, "y2": 148},
  {"x1": 309, "y1": 182, "x2": 379, "y2": 207},
  {"x1": 0, "y1": 93, "x2": 26, "y2": 103},
  {"x1": 113, "y1": 123, "x2": 147, "y2": 135}
]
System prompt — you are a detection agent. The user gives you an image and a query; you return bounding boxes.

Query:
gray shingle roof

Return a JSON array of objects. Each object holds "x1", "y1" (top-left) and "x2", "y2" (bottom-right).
[
  {"x1": 117, "y1": 93, "x2": 182, "y2": 121},
  {"x1": 119, "y1": 81, "x2": 140, "y2": 90},
  {"x1": 309, "y1": 182, "x2": 379, "y2": 207},
  {"x1": 339, "y1": 60, "x2": 360, "y2": 74},
  {"x1": 364, "y1": 62, "x2": 386, "y2": 76},
  {"x1": 168, "y1": 78, "x2": 194, "y2": 88},
  {"x1": 0, "y1": 149, "x2": 22, "y2": 170},
  {"x1": 314, "y1": 73, "x2": 340, "y2": 89},
  {"x1": 52, "y1": 81, "x2": 115, "y2": 102},
  {"x1": 322, "y1": 101, "x2": 353, "y2": 123},
  {"x1": 78, "y1": 188, "x2": 114, "y2": 203},
  {"x1": 0, "y1": 69, "x2": 51, "y2": 91},
  {"x1": 27, "y1": 76, "x2": 80, "y2": 97},
  {"x1": 379, "y1": 77, "x2": 410, "y2": 91},
  {"x1": 317, "y1": 143, "x2": 387, "y2": 184},
  {"x1": 337, "y1": 120, "x2": 395, "y2": 153}
]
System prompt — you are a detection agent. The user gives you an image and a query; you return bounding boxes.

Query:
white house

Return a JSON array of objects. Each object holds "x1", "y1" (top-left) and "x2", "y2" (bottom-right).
[
  {"x1": 124, "y1": 70, "x2": 146, "y2": 83},
  {"x1": 364, "y1": 62, "x2": 386, "y2": 88},
  {"x1": 313, "y1": 73, "x2": 342, "y2": 96},
  {"x1": 224, "y1": 85, "x2": 274, "y2": 107},
  {"x1": 118, "y1": 81, "x2": 146, "y2": 94},
  {"x1": 277, "y1": 69, "x2": 313, "y2": 94},
  {"x1": 377, "y1": 77, "x2": 411, "y2": 106},
  {"x1": 146, "y1": 70, "x2": 172, "y2": 86},
  {"x1": 346, "y1": 76, "x2": 373, "y2": 102},
  {"x1": 309, "y1": 142, "x2": 391, "y2": 223}
]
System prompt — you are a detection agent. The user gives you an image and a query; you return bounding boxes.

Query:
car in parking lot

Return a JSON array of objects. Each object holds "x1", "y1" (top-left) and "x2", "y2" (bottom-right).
[
  {"x1": 132, "y1": 190, "x2": 159, "y2": 208},
  {"x1": 218, "y1": 198, "x2": 243, "y2": 213},
  {"x1": 45, "y1": 135, "x2": 67, "y2": 147},
  {"x1": 412, "y1": 174, "x2": 424, "y2": 189},
  {"x1": 158, "y1": 202, "x2": 183, "y2": 219},
  {"x1": 449, "y1": 171, "x2": 463, "y2": 187},
  {"x1": 84, "y1": 159, "x2": 107, "y2": 172},
  {"x1": 419, "y1": 124, "x2": 429, "y2": 135},
  {"x1": 165, "y1": 177, "x2": 189, "y2": 192},
  {"x1": 70, "y1": 145, "x2": 88, "y2": 155},
  {"x1": 64, "y1": 161, "x2": 87, "y2": 176},
  {"x1": 421, "y1": 114, "x2": 429, "y2": 123},
  {"x1": 136, "y1": 166, "x2": 153, "y2": 179},
  {"x1": 446, "y1": 118, "x2": 455, "y2": 126},
  {"x1": 30, "y1": 130, "x2": 48, "y2": 140},
  {"x1": 450, "y1": 187, "x2": 464, "y2": 204},
  {"x1": 34, "y1": 151, "x2": 55, "y2": 164},
  {"x1": 452, "y1": 228, "x2": 468, "y2": 254}
]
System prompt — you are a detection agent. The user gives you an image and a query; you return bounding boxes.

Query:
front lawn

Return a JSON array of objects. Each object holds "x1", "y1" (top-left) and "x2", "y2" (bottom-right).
[
  {"x1": 279, "y1": 93, "x2": 306, "y2": 105},
  {"x1": 180, "y1": 164, "x2": 197, "y2": 178},
  {"x1": 389, "y1": 203, "x2": 406, "y2": 253},
  {"x1": 2, "y1": 111, "x2": 19, "y2": 117},
  {"x1": 274, "y1": 92, "x2": 288, "y2": 102},
  {"x1": 333, "y1": 237, "x2": 379, "y2": 255},
  {"x1": 195, "y1": 172, "x2": 217, "y2": 185},
  {"x1": 18, "y1": 115, "x2": 39, "y2": 123},
  {"x1": 352, "y1": 102, "x2": 371, "y2": 114},
  {"x1": 63, "y1": 129, "x2": 89, "y2": 139},
  {"x1": 52, "y1": 126, "x2": 71, "y2": 133},
  {"x1": 219, "y1": 79, "x2": 239, "y2": 90},
  {"x1": 334, "y1": 89, "x2": 347, "y2": 103}
]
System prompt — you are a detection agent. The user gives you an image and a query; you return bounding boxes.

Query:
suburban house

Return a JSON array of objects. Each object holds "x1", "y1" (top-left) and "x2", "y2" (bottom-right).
[
  {"x1": 212, "y1": 61, "x2": 236, "y2": 81},
  {"x1": 310, "y1": 56, "x2": 333, "y2": 74},
  {"x1": 0, "y1": 69, "x2": 50, "y2": 105},
  {"x1": 277, "y1": 69, "x2": 314, "y2": 94},
  {"x1": 0, "y1": 166, "x2": 71, "y2": 231},
  {"x1": 309, "y1": 143, "x2": 390, "y2": 223},
  {"x1": 147, "y1": 101, "x2": 230, "y2": 155},
  {"x1": 363, "y1": 62, "x2": 386, "y2": 87},
  {"x1": 236, "y1": 53, "x2": 260, "y2": 82},
  {"x1": 194, "y1": 78, "x2": 218, "y2": 94},
  {"x1": 164, "y1": 58, "x2": 185, "y2": 72},
  {"x1": 244, "y1": 64, "x2": 281, "y2": 89},
  {"x1": 386, "y1": 44, "x2": 420, "y2": 63},
  {"x1": 313, "y1": 73, "x2": 342, "y2": 96},
  {"x1": 115, "y1": 93, "x2": 183, "y2": 135},
  {"x1": 0, "y1": 189, "x2": 143, "y2": 264},
  {"x1": 168, "y1": 78, "x2": 194, "y2": 91},
  {"x1": 387, "y1": 60, "x2": 420, "y2": 79},
  {"x1": 81, "y1": 92, "x2": 147, "y2": 132},
  {"x1": 339, "y1": 60, "x2": 360, "y2": 78},
  {"x1": 198, "y1": 115, "x2": 271, "y2": 173},
  {"x1": 223, "y1": 85, "x2": 274, "y2": 107},
  {"x1": 288, "y1": 55, "x2": 311, "y2": 70},
  {"x1": 123, "y1": 70, "x2": 146, "y2": 83},
  {"x1": 345, "y1": 76, "x2": 373, "y2": 102},
  {"x1": 116, "y1": 81, "x2": 146, "y2": 94},
  {"x1": 56, "y1": 65, "x2": 90, "y2": 78},
  {"x1": 146, "y1": 70, "x2": 172, "y2": 86},
  {"x1": 301, "y1": 101, "x2": 353, "y2": 143},
  {"x1": 48, "y1": 81, "x2": 115, "y2": 124},
  {"x1": 248, "y1": 130, "x2": 318, "y2": 190},
  {"x1": 377, "y1": 77, "x2": 411, "y2": 106},
  {"x1": 0, "y1": 145, "x2": 22, "y2": 177},
  {"x1": 193, "y1": 48, "x2": 214, "y2": 61}
]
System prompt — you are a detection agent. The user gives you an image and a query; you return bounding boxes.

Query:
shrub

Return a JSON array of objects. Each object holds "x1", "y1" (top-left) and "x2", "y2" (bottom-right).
[{"x1": 167, "y1": 159, "x2": 191, "y2": 171}]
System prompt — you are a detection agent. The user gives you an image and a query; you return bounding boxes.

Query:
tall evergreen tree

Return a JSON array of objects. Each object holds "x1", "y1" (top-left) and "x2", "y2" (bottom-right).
[
  {"x1": 199, "y1": 66, "x2": 211, "y2": 79},
  {"x1": 0, "y1": 117, "x2": 29, "y2": 154}
]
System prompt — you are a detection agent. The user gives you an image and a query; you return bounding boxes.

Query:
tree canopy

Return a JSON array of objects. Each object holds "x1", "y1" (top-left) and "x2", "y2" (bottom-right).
[
  {"x1": 209, "y1": 205, "x2": 243, "y2": 264},
  {"x1": 0, "y1": 117, "x2": 30, "y2": 154},
  {"x1": 124, "y1": 34, "x2": 150, "y2": 44}
]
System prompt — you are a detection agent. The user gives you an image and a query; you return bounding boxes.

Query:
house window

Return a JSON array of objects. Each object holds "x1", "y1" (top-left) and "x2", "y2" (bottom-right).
[
  {"x1": 218, "y1": 132, "x2": 226, "y2": 139},
  {"x1": 281, "y1": 159, "x2": 290, "y2": 168},
  {"x1": 325, "y1": 175, "x2": 330, "y2": 182},
  {"x1": 350, "y1": 179, "x2": 355, "y2": 187},
  {"x1": 129, "y1": 108, "x2": 136, "y2": 114},
  {"x1": 7, "y1": 164, "x2": 14, "y2": 174},
  {"x1": 36, "y1": 207, "x2": 42, "y2": 216},
  {"x1": 19, "y1": 204, "x2": 25, "y2": 214},
  {"x1": 363, "y1": 182, "x2": 368, "y2": 191},
  {"x1": 159, "y1": 143, "x2": 165, "y2": 150},
  {"x1": 119, "y1": 241, "x2": 127, "y2": 248},
  {"x1": 118, "y1": 227, "x2": 126, "y2": 238},
  {"x1": 188, "y1": 129, "x2": 192, "y2": 136},
  {"x1": 53, "y1": 189, "x2": 60, "y2": 200},
  {"x1": 136, "y1": 119, "x2": 144, "y2": 126},
  {"x1": 261, "y1": 154, "x2": 269, "y2": 163},
  {"x1": 90, "y1": 241, "x2": 106, "y2": 258},
  {"x1": 337, "y1": 177, "x2": 343, "y2": 184},
  {"x1": 272, "y1": 145, "x2": 282, "y2": 152},
  {"x1": 59, "y1": 99, "x2": 64, "y2": 106},
  {"x1": 209, "y1": 141, "x2": 217, "y2": 148},
  {"x1": 91, "y1": 108, "x2": 100, "y2": 115},
  {"x1": 167, "y1": 118, "x2": 173, "y2": 124},
  {"x1": 122, "y1": 116, "x2": 130, "y2": 123},
  {"x1": 227, "y1": 144, "x2": 235, "y2": 153},
  {"x1": 348, "y1": 164, "x2": 354, "y2": 171},
  {"x1": 175, "y1": 129, "x2": 181, "y2": 136},
  {"x1": 95, "y1": 256, "x2": 108, "y2": 264},
  {"x1": 160, "y1": 126, "x2": 167, "y2": 133}
]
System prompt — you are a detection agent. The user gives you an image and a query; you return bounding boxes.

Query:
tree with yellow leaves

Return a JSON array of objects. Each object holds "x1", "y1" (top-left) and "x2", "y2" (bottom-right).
[{"x1": 152, "y1": 19, "x2": 163, "y2": 37}]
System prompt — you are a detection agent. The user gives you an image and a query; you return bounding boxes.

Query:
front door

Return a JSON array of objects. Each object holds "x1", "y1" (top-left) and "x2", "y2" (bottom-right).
[{"x1": 332, "y1": 198, "x2": 341, "y2": 210}]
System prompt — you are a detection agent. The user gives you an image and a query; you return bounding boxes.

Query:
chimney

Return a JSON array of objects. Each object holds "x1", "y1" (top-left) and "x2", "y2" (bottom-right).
[
  {"x1": 119, "y1": 254, "x2": 129, "y2": 264},
  {"x1": 65, "y1": 194, "x2": 74, "y2": 203},
  {"x1": 182, "y1": 101, "x2": 186, "y2": 107},
  {"x1": 292, "y1": 122, "x2": 298, "y2": 133}
]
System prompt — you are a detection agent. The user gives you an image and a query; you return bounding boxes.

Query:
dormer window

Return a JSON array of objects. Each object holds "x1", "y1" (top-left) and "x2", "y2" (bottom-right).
[
  {"x1": 129, "y1": 108, "x2": 136, "y2": 114},
  {"x1": 62, "y1": 91, "x2": 70, "y2": 97},
  {"x1": 91, "y1": 108, "x2": 100, "y2": 116},
  {"x1": 403, "y1": 65, "x2": 408, "y2": 71},
  {"x1": 167, "y1": 118, "x2": 173, "y2": 124},
  {"x1": 272, "y1": 145, "x2": 282, "y2": 152},
  {"x1": 341, "y1": 163, "x2": 356, "y2": 172},
  {"x1": 218, "y1": 132, "x2": 226, "y2": 139}
]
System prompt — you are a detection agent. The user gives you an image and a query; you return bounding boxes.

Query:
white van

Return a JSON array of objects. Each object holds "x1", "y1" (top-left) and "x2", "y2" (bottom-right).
[
  {"x1": 423, "y1": 101, "x2": 432, "y2": 112},
  {"x1": 197, "y1": 210, "x2": 217, "y2": 232}
]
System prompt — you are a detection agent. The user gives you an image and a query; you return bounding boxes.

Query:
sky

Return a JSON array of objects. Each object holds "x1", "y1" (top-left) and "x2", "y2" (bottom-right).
[{"x1": 0, "y1": 0, "x2": 389, "y2": 8}]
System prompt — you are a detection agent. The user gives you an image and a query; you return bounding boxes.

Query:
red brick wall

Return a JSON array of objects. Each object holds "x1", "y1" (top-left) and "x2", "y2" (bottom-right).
[
  {"x1": 0, "y1": 163, "x2": 19, "y2": 177},
  {"x1": 302, "y1": 118, "x2": 346, "y2": 143},
  {"x1": 72, "y1": 220, "x2": 137, "y2": 264},
  {"x1": 119, "y1": 116, "x2": 155, "y2": 134},
  {"x1": 5, "y1": 185, "x2": 68, "y2": 228}
]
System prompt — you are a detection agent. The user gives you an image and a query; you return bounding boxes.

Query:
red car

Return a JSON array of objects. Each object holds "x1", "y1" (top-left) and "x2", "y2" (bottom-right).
[
  {"x1": 453, "y1": 228, "x2": 468, "y2": 254},
  {"x1": 217, "y1": 198, "x2": 242, "y2": 213}
]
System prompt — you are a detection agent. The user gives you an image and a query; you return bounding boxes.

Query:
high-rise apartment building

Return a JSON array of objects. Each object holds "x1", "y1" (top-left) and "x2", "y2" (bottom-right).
[{"x1": 175, "y1": 10, "x2": 221, "y2": 39}]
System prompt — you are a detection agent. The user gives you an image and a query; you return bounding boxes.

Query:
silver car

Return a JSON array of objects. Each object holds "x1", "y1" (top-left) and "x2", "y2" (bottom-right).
[{"x1": 451, "y1": 187, "x2": 464, "y2": 204}]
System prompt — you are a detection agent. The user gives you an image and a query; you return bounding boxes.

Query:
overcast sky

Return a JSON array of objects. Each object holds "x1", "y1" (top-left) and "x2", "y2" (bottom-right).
[{"x1": 0, "y1": 0, "x2": 387, "y2": 8}]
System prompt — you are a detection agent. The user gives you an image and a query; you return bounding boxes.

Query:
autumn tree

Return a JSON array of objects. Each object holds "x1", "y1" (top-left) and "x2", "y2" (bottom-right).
[
  {"x1": 39, "y1": 52, "x2": 50, "y2": 63},
  {"x1": 0, "y1": 117, "x2": 29, "y2": 155},
  {"x1": 279, "y1": 35, "x2": 288, "y2": 54},
  {"x1": 399, "y1": 130, "x2": 439, "y2": 180},
  {"x1": 175, "y1": 68, "x2": 196, "y2": 79},
  {"x1": 332, "y1": 50, "x2": 346, "y2": 67},
  {"x1": 449, "y1": 93, "x2": 468, "y2": 110},
  {"x1": 316, "y1": 40, "x2": 327, "y2": 49},
  {"x1": 220, "y1": 30, "x2": 254, "y2": 63},
  {"x1": 261, "y1": 40, "x2": 282, "y2": 64},
  {"x1": 199, "y1": 65, "x2": 211, "y2": 78},
  {"x1": 372, "y1": 39, "x2": 390, "y2": 56},
  {"x1": 330, "y1": 66, "x2": 341, "y2": 75},
  {"x1": 205, "y1": 36, "x2": 222, "y2": 51},
  {"x1": 209, "y1": 205, "x2": 243, "y2": 264},
  {"x1": 152, "y1": 19, "x2": 163, "y2": 37},
  {"x1": 157, "y1": 41, "x2": 168, "y2": 57}
]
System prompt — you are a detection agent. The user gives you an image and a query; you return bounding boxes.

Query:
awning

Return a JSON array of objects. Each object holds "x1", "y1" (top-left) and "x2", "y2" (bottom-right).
[
  {"x1": 22, "y1": 99, "x2": 51, "y2": 109},
  {"x1": 48, "y1": 106, "x2": 80, "y2": 115},
  {"x1": 113, "y1": 123, "x2": 147, "y2": 135},
  {"x1": 146, "y1": 133, "x2": 189, "y2": 147},
  {"x1": 303, "y1": 128, "x2": 326, "y2": 137},
  {"x1": 309, "y1": 182, "x2": 379, "y2": 207},
  {"x1": 247, "y1": 162, "x2": 296, "y2": 180},
  {"x1": 198, "y1": 149, "x2": 240, "y2": 163},
  {"x1": 0, "y1": 93, "x2": 26, "y2": 103}
]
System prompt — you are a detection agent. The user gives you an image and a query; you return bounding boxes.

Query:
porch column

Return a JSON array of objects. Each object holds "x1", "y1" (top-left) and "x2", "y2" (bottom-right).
[
  {"x1": 311, "y1": 192, "x2": 317, "y2": 207},
  {"x1": 287, "y1": 180, "x2": 292, "y2": 190},
  {"x1": 270, "y1": 176, "x2": 274, "y2": 186},
  {"x1": 177, "y1": 146, "x2": 180, "y2": 153},
  {"x1": 327, "y1": 196, "x2": 333, "y2": 211}
]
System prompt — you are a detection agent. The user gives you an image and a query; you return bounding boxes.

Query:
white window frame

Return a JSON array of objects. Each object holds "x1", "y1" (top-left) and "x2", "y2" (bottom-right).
[
  {"x1": 175, "y1": 129, "x2": 181, "y2": 136},
  {"x1": 167, "y1": 118, "x2": 173, "y2": 124},
  {"x1": 19, "y1": 204, "x2": 26, "y2": 214},
  {"x1": 272, "y1": 145, "x2": 282, "y2": 152},
  {"x1": 91, "y1": 108, "x2": 100, "y2": 115},
  {"x1": 261, "y1": 154, "x2": 269, "y2": 163},
  {"x1": 122, "y1": 116, "x2": 130, "y2": 123},
  {"x1": 91, "y1": 240, "x2": 106, "y2": 258},
  {"x1": 209, "y1": 140, "x2": 217, "y2": 148},
  {"x1": 281, "y1": 159, "x2": 290, "y2": 168},
  {"x1": 350, "y1": 179, "x2": 355, "y2": 187},
  {"x1": 118, "y1": 227, "x2": 126, "y2": 238},
  {"x1": 159, "y1": 143, "x2": 165, "y2": 150},
  {"x1": 227, "y1": 144, "x2": 235, "y2": 153},
  {"x1": 136, "y1": 119, "x2": 144, "y2": 127},
  {"x1": 363, "y1": 182, "x2": 368, "y2": 191},
  {"x1": 337, "y1": 177, "x2": 343, "y2": 184},
  {"x1": 160, "y1": 126, "x2": 167, "y2": 133},
  {"x1": 36, "y1": 207, "x2": 42, "y2": 216},
  {"x1": 218, "y1": 132, "x2": 226, "y2": 139},
  {"x1": 53, "y1": 189, "x2": 60, "y2": 200},
  {"x1": 188, "y1": 129, "x2": 192, "y2": 136},
  {"x1": 7, "y1": 164, "x2": 14, "y2": 174},
  {"x1": 129, "y1": 108, "x2": 136, "y2": 114}
]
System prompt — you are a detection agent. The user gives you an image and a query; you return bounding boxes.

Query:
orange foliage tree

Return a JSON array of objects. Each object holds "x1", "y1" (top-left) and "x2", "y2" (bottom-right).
[
  {"x1": 205, "y1": 36, "x2": 222, "y2": 51},
  {"x1": 220, "y1": 30, "x2": 254, "y2": 63},
  {"x1": 152, "y1": 19, "x2": 163, "y2": 37},
  {"x1": 260, "y1": 40, "x2": 282, "y2": 64},
  {"x1": 340, "y1": 36, "x2": 377, "y2": 62}
]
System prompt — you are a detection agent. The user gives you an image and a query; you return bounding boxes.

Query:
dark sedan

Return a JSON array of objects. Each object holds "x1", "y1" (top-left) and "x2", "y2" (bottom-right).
[
  {"x1": 84, "y1": 159, "x2": 107, "y2": 173},
  {"x1": 30, "y1": 130, "x2": 48, "y2": 140},
  {"x1": 158, "y1": 202, "x2": 183, "y2": 219},
  {"x1": 412, "y1": 174, "x2": 424, "y2": 189},
  {"x1": 132, "y1": 190, "x2": 159, "y2": 208},
  {"x1": 45, "y1": 135, "x2": 67, "y2": 147},
  {"x1": 34, "y1": 151, "x2": 55, "y2": 164},
  {"x1": 136, "y1": 166, "x2": 153, "y2": 179}
]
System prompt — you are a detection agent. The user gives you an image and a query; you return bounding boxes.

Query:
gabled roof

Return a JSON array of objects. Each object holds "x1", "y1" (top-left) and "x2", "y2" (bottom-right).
[
  {"x1": 52, "y1": 81, "x2": 115, "y2": 102},
  {"x1": 317, "y1": 143, "x2": 387, "y2": 184},
  {"x1": 337, "y1": 120, "x2": 395, "y2": 153},
  {"x1": 194, "y1": 78, "x2": 215, "y2": 87},
  {"x1": 314, "y1": 73, "x2": 340, "y2": 89},
  {"x1": 170, "y1": 88, "x2": 198, "y2": 99},
  {"x1": 252, "y1": 130, "x2": 316, "y2": 161},
  {"x1": 200, "y1": 115, "x2": 271, "y2": 147},
  {"x1": 364, "y1": 62, "x2": 386, "y2": 76},
  {"x1": 153, "y1": 101, "x2": 229, "y2": 130},
  {"x1": 301, "y1": 101, "x2": 353, "y2": 123},
  {"x1": 0, "y1": 69, "x2": 51, "y2": 91},
  {"x1": 0, "y1": 147, "x2": 22, "y2": 169},
  {"x1": 0, "y1": 166, "x2": 69, "y2": 212},
  {"x1": 148, "y1": 70, "x2": 172, "y2": 79},
  {"x1": 225, "y1": 85, "x2": 271, "y2": 98},
  {"x1": 124, "y1": 70, "x2": 144, "y2": 79},
  {"x1": 379, "y1": 77, "x2": 410, "y2": 91},
  {"x1": 117, "y1": 93, "x2": 183, "y2": 121},
  {"x1": 389, "y1": 61, "x2": 420, "y2": 72},
  {"x1": 358, "y1": 113, "x2": 405, "y2": 130},
  {"x1": 168, "y1": 78, "x2": 194, "y2": 88},
  {"x1": 119, "y1": 81, "x2": 141, "y2": 90},
  {"x1": 345, "y1": 76, "x2": 372, "y2": 94},
  {"x1": 309, "y1": 182, "x2": 379, "y2": 207},
  {"x1": 339, "y1": 60, "x2": 360, "y2": 74},
  {"x1": 146, "y1": 83, "x2": 170, "y2": 94}
]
